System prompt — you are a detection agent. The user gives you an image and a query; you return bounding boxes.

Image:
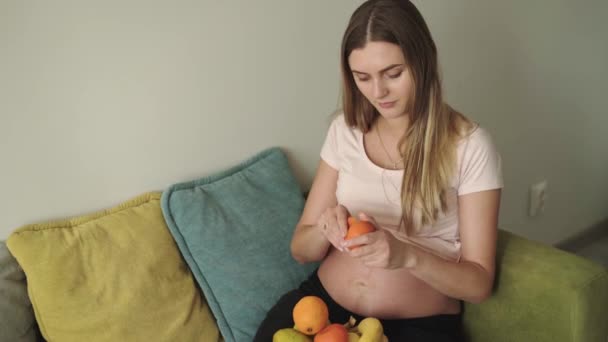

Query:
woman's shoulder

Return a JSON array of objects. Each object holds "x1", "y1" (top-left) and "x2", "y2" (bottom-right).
[
  {"x1": 451, "y1": 111, "x2": 496, "y2": 149},
  {"x1": 452, "y1": 113, "x2": 502, "y2": 175},
  {"x1": 457, "y1": 123, "x2": 497, "y2": 151},
  {"x1": 321, "y1": 110, "x2": 365, "y2": 165},
  {"x1": 326, "y1": 111, "x2": 362, "y2": 137},
  {"x1": 328, "y1": 111, "x2": 349, "y2": 130},
  {"x1": 453, "y1": 119, "x2": 503, "y2": 192}
]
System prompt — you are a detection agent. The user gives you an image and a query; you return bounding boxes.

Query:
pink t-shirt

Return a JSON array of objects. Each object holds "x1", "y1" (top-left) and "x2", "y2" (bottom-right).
[{"x1": 320, "y1": 114, "x2": 503, "y2": 261}]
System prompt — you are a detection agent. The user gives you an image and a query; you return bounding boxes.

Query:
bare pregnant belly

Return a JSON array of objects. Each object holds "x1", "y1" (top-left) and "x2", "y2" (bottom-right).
[{"x1": 317, "y1": 249, "x2": 461, "y2": 319}]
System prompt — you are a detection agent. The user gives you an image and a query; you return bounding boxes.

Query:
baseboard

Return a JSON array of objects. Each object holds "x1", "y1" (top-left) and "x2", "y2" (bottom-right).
[{"x1": 556, "y1": 217, "x2": 608, "y2": 252}]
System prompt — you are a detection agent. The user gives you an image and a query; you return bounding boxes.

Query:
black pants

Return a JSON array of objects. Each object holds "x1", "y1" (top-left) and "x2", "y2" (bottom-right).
[{"x1": 254, "y1": 270, "x2": 463, "y2": 342}]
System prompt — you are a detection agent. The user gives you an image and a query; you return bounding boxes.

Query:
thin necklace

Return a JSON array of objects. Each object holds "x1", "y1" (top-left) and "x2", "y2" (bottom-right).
[
  {"x1": 376, "y1": 124, "x2": 406, "y2": 232},
  {"x1": 376, "y1": 123, "x2": 405, "y2": 170}
]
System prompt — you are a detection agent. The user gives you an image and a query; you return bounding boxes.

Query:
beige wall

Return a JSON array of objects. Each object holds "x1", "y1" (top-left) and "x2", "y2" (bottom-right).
[{"x1": 1, "y1": 1, "x2": 606, "y2": 244}]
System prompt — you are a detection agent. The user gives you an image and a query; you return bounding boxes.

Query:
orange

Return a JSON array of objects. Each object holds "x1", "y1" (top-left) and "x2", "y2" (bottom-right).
[
  {"x1": 345, "y1": 217, "x2": 376, "y2": 250},
  {"x1": 314, "y1": 323, "x2": 349, "y2": 342},
  {"x1": 293, "y1": 296, "x2": 329, "y2": 335}
]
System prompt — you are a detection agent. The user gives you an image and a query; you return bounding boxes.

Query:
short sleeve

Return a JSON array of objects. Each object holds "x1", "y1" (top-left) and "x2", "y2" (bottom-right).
[
  {"x1": 320, "y1": 116, "x2": 341, "y2": 170},
  {"x1": 457, "y1": 127, "x2": 504, "y2": 195}
]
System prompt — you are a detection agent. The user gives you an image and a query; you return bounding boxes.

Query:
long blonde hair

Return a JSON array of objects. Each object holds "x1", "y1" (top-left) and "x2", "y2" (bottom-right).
[{"x1": 340, "y1": 0, "x2": 473, "y2": 233}]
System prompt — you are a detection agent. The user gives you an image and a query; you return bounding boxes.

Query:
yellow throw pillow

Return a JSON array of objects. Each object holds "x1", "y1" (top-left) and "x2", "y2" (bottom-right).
[{"x1": 7, "y1": 192, "x2": 221, "y2": 342}]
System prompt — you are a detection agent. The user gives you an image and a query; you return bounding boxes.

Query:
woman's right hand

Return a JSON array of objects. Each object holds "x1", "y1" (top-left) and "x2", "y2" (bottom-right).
[{"x1": 316, "y1": 204, "x2": 350, "y2": 252}]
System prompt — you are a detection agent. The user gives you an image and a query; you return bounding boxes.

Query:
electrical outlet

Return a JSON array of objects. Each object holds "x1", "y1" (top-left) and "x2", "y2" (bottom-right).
[{"x1": 529, "y1": 180, "x2": 548, "y2": 217}]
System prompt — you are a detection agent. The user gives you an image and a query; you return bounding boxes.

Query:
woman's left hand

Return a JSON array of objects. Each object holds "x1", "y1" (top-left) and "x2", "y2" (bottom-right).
[{"x1": 342, "y1": 213, "x2": 413, "y2": 269}]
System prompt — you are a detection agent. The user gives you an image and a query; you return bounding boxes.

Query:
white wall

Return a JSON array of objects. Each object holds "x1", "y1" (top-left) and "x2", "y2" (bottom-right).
[
  {"x1": 415, "y1": 1, "x2": 608, "y2": 244},
  {"x1": 0, "y1": 0, "x2": 359, "y2": 240},
  {"x1": 1, "y1": 1, "x2": 606, "y2": 244}
]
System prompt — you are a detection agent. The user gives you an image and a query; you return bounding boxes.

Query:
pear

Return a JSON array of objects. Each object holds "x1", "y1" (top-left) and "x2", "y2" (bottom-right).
[
  {"x1": 348, "y1": 332, "x2": 361, "y2": 342},
  {"x1": 273, "y1": 328, "x2": 313, "y2": 342},
  {"x1": 357, "y1": 317, "x2": 383, "y2": 342}
]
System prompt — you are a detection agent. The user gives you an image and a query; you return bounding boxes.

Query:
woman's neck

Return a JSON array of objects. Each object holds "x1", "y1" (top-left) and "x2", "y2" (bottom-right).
[{"x1": 376, "y1": 115, "x2": 410, "y2": 141}]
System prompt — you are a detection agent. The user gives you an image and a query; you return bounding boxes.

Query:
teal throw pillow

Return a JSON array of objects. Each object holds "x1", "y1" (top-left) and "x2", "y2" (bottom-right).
[{"x1": 161, "y1": 147, "x2": 318, "y2": 342}]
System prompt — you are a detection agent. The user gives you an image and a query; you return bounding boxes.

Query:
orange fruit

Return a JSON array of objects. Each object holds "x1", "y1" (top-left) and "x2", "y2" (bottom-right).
[
  {"x1": 293, "y1": 296, "x2": 329, "y2": 335},
  {"x1": 314, "y1": 323, "x2": 349, "y2": 342},
  {"x1": 347, "y1": 216, "x2": 358, "y2": 227},
  {"x1": 345, "y1": 217, "x2": 376, "y2": 250}
]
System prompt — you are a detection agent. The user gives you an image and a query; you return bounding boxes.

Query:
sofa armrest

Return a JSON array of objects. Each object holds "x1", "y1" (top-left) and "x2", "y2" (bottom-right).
[{"x1": 463, "y1": 229, "x2": 608, "y2": 342}]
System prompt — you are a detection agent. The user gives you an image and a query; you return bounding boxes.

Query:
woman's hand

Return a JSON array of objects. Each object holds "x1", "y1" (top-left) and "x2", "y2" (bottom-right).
[
  {"x1": 343, "y1": 213, "x2": 413, "y2": 269},
  {"x1": 316, "y1": 204, "x2": 350, "y2": 252}
]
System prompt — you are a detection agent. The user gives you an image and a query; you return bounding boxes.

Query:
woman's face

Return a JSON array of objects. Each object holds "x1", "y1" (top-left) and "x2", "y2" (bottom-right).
[{"x1": 348, "y1": 41, "x2": 414, "y2": 120}]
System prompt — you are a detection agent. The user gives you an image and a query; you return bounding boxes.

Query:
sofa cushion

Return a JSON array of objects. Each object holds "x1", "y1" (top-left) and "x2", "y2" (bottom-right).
[
  {"x1": 463, "y1": 230, "x2": 608, "y2": 342},
  {"x1": 6, "y1": 192, "x2": 221, "y2": 342},
  {"x1": 0, "y1": 241, "x2": 37, "y2": 342},
  {"x1": 161, "y1": 147, "x2": 318, "y2": 342}
]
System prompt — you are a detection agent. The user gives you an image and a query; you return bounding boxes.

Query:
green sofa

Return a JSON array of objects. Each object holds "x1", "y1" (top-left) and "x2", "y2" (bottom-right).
[
  {"x1": 463, "y1": 230, "x2": 608, "y2": 342},
  {"x1": 2, "y1": 148, "x2": 606, "y2": 341},
  {"x1": 3, "y1": 229, "x2": 605, "y2": 342},
  {"x1": 1, "y1": 149, "x2": 606, "y2": 342}
]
